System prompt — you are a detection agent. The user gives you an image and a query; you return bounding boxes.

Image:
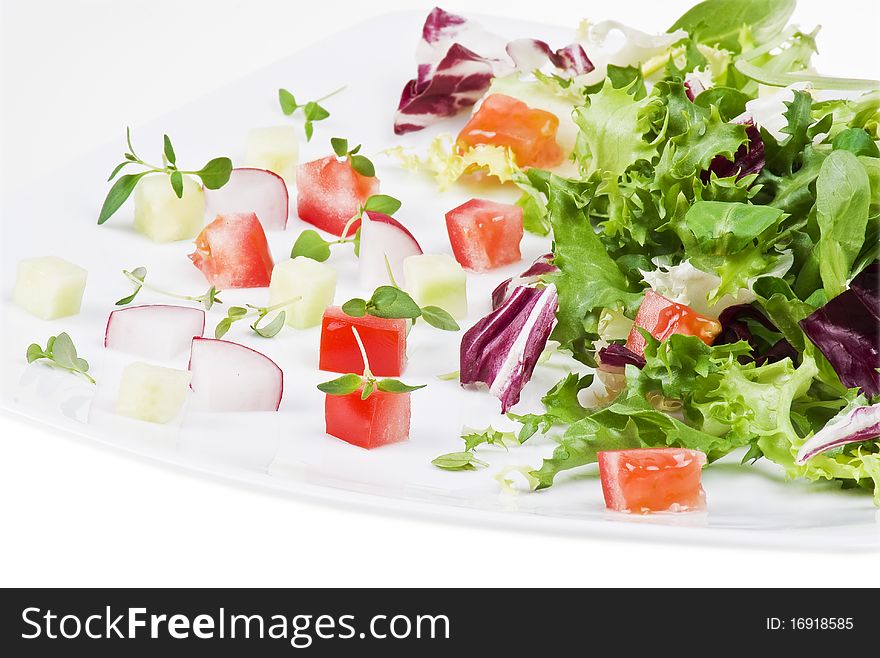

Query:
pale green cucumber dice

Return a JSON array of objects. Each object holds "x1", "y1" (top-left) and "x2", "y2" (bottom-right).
[
  {"x1": 269, "y1": 257, "x2": 337, "y2": 329},
  {"x1": 133, "y1": 174, "x2": 204, "y2": 242},
  {"x1": 245, "y1": 126, "x2": 299, "y2": 182},
  {"x1": 13, "y1": 256, "x2": 88, "y2": 320},
  {"x1": 115, "y1": 362, "x2": 191, "y2": 424},
  {"x1": 403, "y1": 254, "x2": 467, "y2": 319}
]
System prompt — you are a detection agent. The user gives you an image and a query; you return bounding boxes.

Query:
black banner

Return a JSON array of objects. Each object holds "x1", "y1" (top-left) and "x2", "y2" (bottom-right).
[{"x1": 0, "y1": 588, "x2": 874, "y2": 655}]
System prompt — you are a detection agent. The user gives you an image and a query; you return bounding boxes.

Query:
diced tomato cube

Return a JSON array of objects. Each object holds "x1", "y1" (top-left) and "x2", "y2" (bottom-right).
[
  {"x1": 189, "y1": 212, "x2": 274, "y2": 288},
  {"x1": 456, "y1": 94, "x2": 564, "y2": 169},
  {"x1": 319, "y1": 307, "x2": 407, "y2": 377},
  {"x1": 625, "y1": 290, "x2": 722, "y2": 356},
  {"x1": 598, "y1": 448, "x2": 707, "y2": 513},
  {"x1": 296, "y1": 155, "x2": 380, "y2": 236},
  {"x1": 324, "y1": 388, "x2": 410, "y2": 449},
  {"x1": 445, "y1": 199, "x2": 523, "y2": 272}
]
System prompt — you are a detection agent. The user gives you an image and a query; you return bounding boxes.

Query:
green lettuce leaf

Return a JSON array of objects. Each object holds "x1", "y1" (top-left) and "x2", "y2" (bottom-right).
[
  {"x1": 813, "y1": 150, "x2": 872, "y2": 298},
  {"x1": 542, "y1": 173, "x2": 643, "y2": 363},
  {"x1": 669, "y1": 0, "x2": 796, "y2": 53},
  {"x1": 573, "y1": 80, "x2": 661, "y2": 178}
]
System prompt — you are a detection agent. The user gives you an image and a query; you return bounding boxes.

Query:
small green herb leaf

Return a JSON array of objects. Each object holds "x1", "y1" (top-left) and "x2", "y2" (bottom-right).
[
  {"x1": 331, "y1": 137, "x2": 349, "y2": 157},
  {"x1": 363, "y1": 194, "x2": 401, "y2": 216},
  {"x1": 368, "y1": 286, "x2": 420, "y2": 317},
  {"x1": 98, "y1": 172, "x2": 148, "y2": 224},
  {"x1": 376, "y1": 379, "x2": 426, "y2": 394},
  {"x1": 253, "y1": 312, "x2": 286, "y2": 338},
  {"x1": 203, "y1": 287, "x2": 222, "y2": 310},
  {"x1": 420, "y1": 306, "x2": 460, "y2": 331},
  {"x1": 214, "y1": 318, "x2": 233, "y2": 339},
  {"x1": 341, "y1": 298, "x2": 368, "y2": 317},
  {"x1": 115, "y1": 288, "x2": 142, "y2": 306},
  {"x1": 360, "y1": 379, "x2": 376, "y2": 400},
  {"x1": 317, "y1": 373, "x2": 364, "y2": 395},
  {"x1": 26, "y1": 343, "x2": 45, "y2": 363},
  {"x1": 163, "y1": 134, "x2": 177, "y2": 165},
  {"x1": 303, "y1": 101, "x2": 330, "y2": 122},
  {"x1": 349, "y1": 154, "x2": 375, "y2": 177},
  {"x1": 431, "y1": 452, "x2": 488, "y2": 471},
  {"x1": 196, "y1": 157, "x2": 233, "y2": 189},
  {"x1": 304, "y1": 122, "x2": 314, "y2": 141},
  {"x1": 107, "y1": 161, "x2": 133, "y2": 181},
  {"x1": 169, "y1": 170, "x2": 184, "y2": 199},
  {"x1": 278, "y1": 88, "x2": 298, "y2": 115},
  {"x1": 291, "y1": 230, "x2": 332, "y2": 262},
  {"x1": 228, "y1": 306, "x2": 248, "y2": 319},
  {"x1": 367, "y1": 286, "x2": 421, "y2": 319}
]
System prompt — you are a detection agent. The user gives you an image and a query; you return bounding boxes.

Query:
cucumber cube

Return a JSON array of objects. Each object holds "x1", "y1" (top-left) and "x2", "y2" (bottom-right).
[
  {"x1": 403, "y1": 254, "x2": 467, "y2": 319},
  {"x1": 245, "y1": 126, "x2": 299, "y2": 182},
  {"x1": 13, "y1": 256, "x2": 88, "y2": 320},
  {"x1": 269, "y1": 257, "x2": 337, "y2": 329},
  {"x1": 134, "y1": 174, "x2": 205, "y2": 242},
  {"x1": 115, "y1": 362, "x2": 191, "y2": 424}
]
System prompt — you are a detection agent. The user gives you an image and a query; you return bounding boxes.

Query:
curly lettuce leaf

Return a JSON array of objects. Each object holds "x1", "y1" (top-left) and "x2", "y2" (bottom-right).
[
  {"x1": 386, "y1": 134, "x2": 519, "y2": 190},
  {"x1": 655, "y1": 105, "x2": 748, "y2": 187},
  {"x1": 540, "y1": 173, "x2": 643, "y2": 363},
  {"x1": 573, "y1": 80, "x2": 661, "y2": 178}
]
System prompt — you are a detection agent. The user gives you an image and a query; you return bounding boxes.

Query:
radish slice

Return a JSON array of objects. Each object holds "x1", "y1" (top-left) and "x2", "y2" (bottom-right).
[
  {"x1": 104, "y1": 305, "x2": 205, "y2": 359},
  {"x1": 204, "y1": 167, "x2": 289, "y2": 231},
  {"x1": 358, "y1": 211, "x2": 423, "y2": 288},
  {"x1": 188, "y1": 337, "x2": 283, "y2": 412}
]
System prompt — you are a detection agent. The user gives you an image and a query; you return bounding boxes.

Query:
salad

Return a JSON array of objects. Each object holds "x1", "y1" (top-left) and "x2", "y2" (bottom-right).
[{"x1": 12, "y1": 0, "x2": 880, "y2": 515}]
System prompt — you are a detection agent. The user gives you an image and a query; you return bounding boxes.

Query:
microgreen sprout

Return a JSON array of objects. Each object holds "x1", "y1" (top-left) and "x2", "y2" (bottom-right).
[
  {"x1": 290, "y1": 193, "x2": 401, "y2": 262},
  {"x1": 99, "y1": 128, "x2": 233, "y2": 225},
  {"x1": 214, "y1": 296, "x2": 302, "y2": 339},
  {"x1": 431, "y1": 426, "x2": 520, "y2": 471},
  {"x1": 26, "y1": 333, "x2": 95, "y2": 384},
  {"x1": 317, "y1": 327, "x2": 425, "y2": 400},
  {"x1": 342, "y1": 285, "x2": 459, "y2": 332},
  {"x1": 278, "y1": 86, "x2": 345, "y2": 141},
  {"x1": 116, "y1": 267, "x2": 222, "y2": 310},
  {"x1": 330, "y1": 136, "x2": 378, "y2": 177}
]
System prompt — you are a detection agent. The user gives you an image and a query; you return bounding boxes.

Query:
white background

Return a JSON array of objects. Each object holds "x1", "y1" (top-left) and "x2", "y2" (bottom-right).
[{"x1": 2, "y1": 0, "x2": 879, "y2": 587}]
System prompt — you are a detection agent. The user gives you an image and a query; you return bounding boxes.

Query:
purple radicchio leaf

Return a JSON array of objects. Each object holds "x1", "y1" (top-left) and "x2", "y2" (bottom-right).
[
  {"x1": 850, "y1": 262, "x2": 880, "y2": 320},
  {"x1": 716, "y1": 304, "x2": 796, "y2": 365},
  {"x1": 597, "y1": 343, "x2": 646, "y2": 371},
  {"x1": 505, "y1": 39, "x2": 594, "y2": 76},
  {"x1": 394, "y1": 8, "x2": 510, "y2": 135},
  {"x1": 683, "y1": 73, "x2": 707, "y2": 101},
  {"x1": 800, "y1": 263, "x2": 880, "y2": 397},
  {"x1": 704, "y1": 117, "x2": 765, "y2": 181},
  {"x1": 460, "y1": 284, "x2": 558, "y2": 413},
  {"x1": 795, "y1": 403, "x2": 880, "y2": 464},
  {"x1": 491, "y1": 253, "x2": 556, "y2": 310}
]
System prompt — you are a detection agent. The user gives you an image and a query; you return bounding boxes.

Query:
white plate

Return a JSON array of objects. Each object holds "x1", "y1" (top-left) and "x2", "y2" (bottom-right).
[{"x1": 2, "y1": 11, "x2": 878, "y2": 551}]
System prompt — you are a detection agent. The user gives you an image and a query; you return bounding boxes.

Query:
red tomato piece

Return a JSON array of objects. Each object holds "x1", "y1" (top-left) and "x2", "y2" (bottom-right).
[
  {"x1": 319, "y1": 307, "x2": 407, "y2": 377},
  {"x1": 625, "y1": 290, "x2": 722, "y2": 356},
  {"x1": 296, "y1": 155, "x2": 380, "y2": 236},
  {"x1": 189, "y1": 212, "x2": 274, "y2": 288},
  {"x1": 324, "y1": 388, "x2": 411, "y2": 449},
  {"x1": 445, "y1": 199, "x2": 523, "y2": 272},
  {"x1": 598, "y1": 448, "x2": 708, "y2": 513},
  {"x1": 456, "y1": 94, "x2": 564, "y2": 169}
]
